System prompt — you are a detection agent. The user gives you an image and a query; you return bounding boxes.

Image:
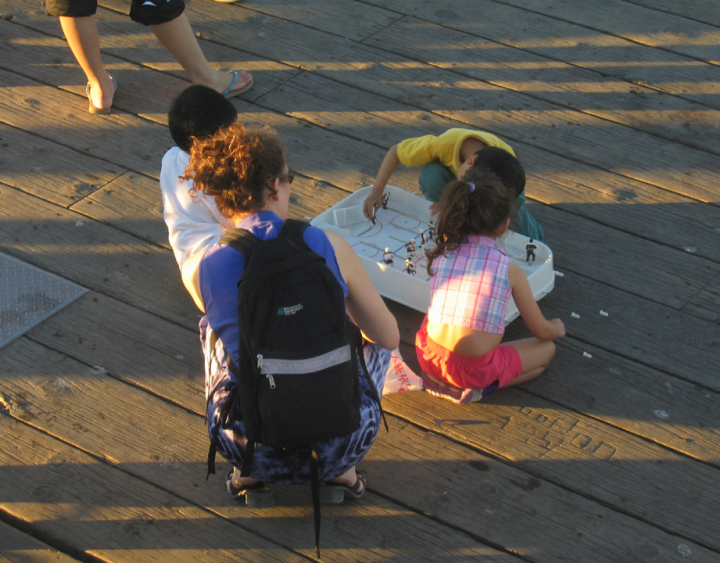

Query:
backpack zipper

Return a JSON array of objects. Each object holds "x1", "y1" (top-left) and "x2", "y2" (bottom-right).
[{"x1": 258, "y1": 355, "x2": 276, "y2": 389}]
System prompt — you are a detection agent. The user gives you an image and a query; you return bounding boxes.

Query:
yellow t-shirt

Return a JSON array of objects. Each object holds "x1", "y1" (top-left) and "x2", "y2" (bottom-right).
[{"x1": 395, "y1": 129, "x2": 515, "y2": 176}]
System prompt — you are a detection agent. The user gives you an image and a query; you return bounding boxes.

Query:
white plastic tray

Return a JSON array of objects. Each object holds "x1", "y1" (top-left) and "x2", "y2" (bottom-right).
[{"x1": 312, "y1": 185, "x2": 554, "y2": 325}]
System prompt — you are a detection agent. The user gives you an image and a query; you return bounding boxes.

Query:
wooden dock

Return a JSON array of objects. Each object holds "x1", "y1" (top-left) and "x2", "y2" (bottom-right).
[{"x1": 1, "y1": 0, "x2": 719, "y2": 561}]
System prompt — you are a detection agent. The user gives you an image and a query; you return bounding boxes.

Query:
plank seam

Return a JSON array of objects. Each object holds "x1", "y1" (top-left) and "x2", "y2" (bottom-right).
[
  {"x1": 0, "y1": 508, "x2": 99, "y2": 563},
  {"x1": 14, "y1": 333, "x2": 720, "y2": 554},
  {"x1": 383, "y1": 404, "x2": 720, "y2": 554},
  {"x1": 484, "y1": 0, "x2": 720, "y2": 69},
  {"x1": 0, "y1": 402, "x2": 319, "y2": 563},
  {"x1": 620, "y1": 0, "x2": 720, "y2": 30}
]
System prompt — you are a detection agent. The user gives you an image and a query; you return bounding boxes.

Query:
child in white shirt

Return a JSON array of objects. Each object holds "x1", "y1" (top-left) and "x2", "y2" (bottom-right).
[{"x1": 160, "y1": 85, "x2": 238, "y2": 282}]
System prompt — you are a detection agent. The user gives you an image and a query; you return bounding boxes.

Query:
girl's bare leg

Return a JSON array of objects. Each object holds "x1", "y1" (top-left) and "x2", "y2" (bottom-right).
[
  {"x1": 504, "y1": 338, "x2": 556, "y2": 386},
  {"x1": 59, "y1": 16, "x2": 115, "y2": 110},
  {"x1": 150, "y1": 13, "x2": 252, "y2": 94}
]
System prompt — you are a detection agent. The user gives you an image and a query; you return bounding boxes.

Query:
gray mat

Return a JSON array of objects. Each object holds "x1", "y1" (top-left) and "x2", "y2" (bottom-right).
[{"x1": 0, "y1": 252, "x2": 87, "y2": 350}]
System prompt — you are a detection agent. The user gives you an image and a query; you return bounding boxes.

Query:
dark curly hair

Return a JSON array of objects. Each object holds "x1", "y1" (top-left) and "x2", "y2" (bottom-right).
[
  {"x1": 182, "y1": 122, "x2": 286, "y2": 217},
  {"x1": 426, "y1": 169, "x2": 515, "y2": 275}
]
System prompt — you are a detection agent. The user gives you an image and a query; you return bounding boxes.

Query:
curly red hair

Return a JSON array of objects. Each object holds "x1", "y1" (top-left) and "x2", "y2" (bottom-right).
[{"x1": 182, "y1": 122, "x2": 285, "y2": 217}]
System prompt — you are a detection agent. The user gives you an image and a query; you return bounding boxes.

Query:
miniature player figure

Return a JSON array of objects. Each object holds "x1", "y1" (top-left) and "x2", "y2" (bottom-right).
[
  {"x1": 427, "y1": 220, "x2": 436, "y2": 241},
  {"x1": 526, "y1": 238, "x2": 538, "y2": 263},
  {"x1": 405, "y1": 258, "x2": 416, "y2": 276},
  {"x1": 405, "y1": 240, "x2": 416, "y2": 260},
  {"x1": 419, "y1": 229, "x2": 428, "y2": 248},
  {"x1": 382, "y1": 247, "x2": 395, "y2": 266},
  {"x1": 371, "y1": 210, "x2": 377, "y2": 226},
  {"x1": 382, "y1": 192, "x2": 390, "y2": 209}
]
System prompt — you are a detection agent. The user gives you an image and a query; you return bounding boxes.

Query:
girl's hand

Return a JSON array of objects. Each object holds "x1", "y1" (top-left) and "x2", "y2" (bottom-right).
[
  {"x1": 550, "y1": 318, "x2": 566, "y2": 339},
  {"x1": 363, "y1": 191, "x2": 383, "y2": 220}
]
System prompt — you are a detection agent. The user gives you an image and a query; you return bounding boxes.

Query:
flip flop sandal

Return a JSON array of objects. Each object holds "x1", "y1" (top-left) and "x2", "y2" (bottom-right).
[
  {"x1": 225, "y1": 469, "x2": 275, "y2": 508},
  {"x1": 222, "y1": 70, "x2": 254, "y2": 99},
  {"x1": 86, "y1": 76, "x2": 117, "y2": 115},
  {"x1": 319, "y1": 470, "x2": 366, "y2": 504}
]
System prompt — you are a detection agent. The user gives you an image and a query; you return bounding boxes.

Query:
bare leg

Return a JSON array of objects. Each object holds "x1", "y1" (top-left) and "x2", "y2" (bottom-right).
[
  {"x1": 503, "y1": 338, "x2": 556, "y2": 387},
  {"x1": 59, "y1": 16, "x2": 115, "y2": 110},
  {"x1": 150, "y1": 13, "x2": 252, "y2": 94}
]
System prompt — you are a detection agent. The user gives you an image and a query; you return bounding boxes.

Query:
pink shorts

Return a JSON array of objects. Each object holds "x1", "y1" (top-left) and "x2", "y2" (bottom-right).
[{"x1": 415, "y1": 319, "x2": 522, "y2": 400}]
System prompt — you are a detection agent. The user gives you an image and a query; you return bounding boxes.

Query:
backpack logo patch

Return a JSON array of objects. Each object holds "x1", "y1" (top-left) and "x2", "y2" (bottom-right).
[{"x1": 277, "y1": 303, "x2": 304, "y2": 316}]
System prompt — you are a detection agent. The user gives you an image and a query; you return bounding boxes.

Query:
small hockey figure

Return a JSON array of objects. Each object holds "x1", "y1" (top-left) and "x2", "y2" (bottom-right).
[
  {"x1": 427, "y1": 220, "x2": 436, "y2": 241},
  {"x1": 382, "y1": 192, "x2": 390, "y2": 209},
  {"x1": 405, "y1": 240, "x2": 417, "y2": 259},
  {"x1": 382, "y1": 247, "x2": 395, "y2": 266},
  {"x1": 419, "y1": 229, "x2": 428, "y2": 248},
  {"x1": 526, "y1": 239, "x2": 538, "y2": 263},
  {"x1": 405, "y1": 258, "x2": 416, "y2": 276},
  {"x1": 371, "y1": 208, "x2": 377, "y2": 226}
]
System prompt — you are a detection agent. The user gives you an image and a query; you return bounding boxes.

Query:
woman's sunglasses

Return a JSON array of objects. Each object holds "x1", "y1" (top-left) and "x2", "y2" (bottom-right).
[{"x1": 276, "y1": 171, "x2": 295, "y2": 185}]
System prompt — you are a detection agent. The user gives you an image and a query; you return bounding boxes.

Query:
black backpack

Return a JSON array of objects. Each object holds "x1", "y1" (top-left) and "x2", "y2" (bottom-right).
[{"x1": 206, "y1": 219, "x2": 385, "y2": 557}]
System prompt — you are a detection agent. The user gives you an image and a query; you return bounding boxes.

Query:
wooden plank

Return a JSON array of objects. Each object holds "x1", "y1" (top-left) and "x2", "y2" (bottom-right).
[
  {"x1": 220, "y1": 0, "x2": 402, "y2": 42},
  {"x1": 360, "y1": 0, "x2": 720, "y2": 109},
  {"x1": 530, "y1": 202, "x2": 719, "y2": 309},
  {"x1": 384, "y1": 266, "x2": 720, "y2": 394},
  {"x1": 390, "y1": 299, "x2": 720, "y2": 466},
  {"x1": 20, "y1": 288, "x2": 720, "y2": 549},
  {"x1": 492, "y1": 0, "x2": 720, "y2": 65},
  {"x1": 0, "y1": 68, "x2": 173, "y2": 179},
  {"x1": 0, "y1": 8, "x2": 301, "y2": 121},
  {"x1": 0, "y1": 26, "x2": 415, "y2": 192},
  {"x1": 0, "y1": 419, "x2": 307, "y2": 562},
  {"x1": 0, "y1": 184, "x2": 199, "y2": 330},
  {"x1": 69, "y1": 170, "x2": 353, "y2": 250},
  {"x1": 5, "y1": 329, "x2": 714, "y2": 561},
  {"x1": 5, "y1": 335, "x2": 720, "y2": 558},
  {"x1": 367, "y1": 418, "x2": 717, "y2": 563},
  {"x1": 259, "y1": 70, "x2": 720, "y2": 264},
  {"x1": 0, "y1": 337, "x2": 519, "y2": 562},
  {"x1": 382, "y1": 389, "x2": 720, "y2": 553},
  {"x1": 362, "y1": 15, "x2": 720, "y2": 156},
  {"x1": 0, "y1": 122, "x2": 123, "y2": 207},
  {"x1": 0, "y1": 521, "x2": 80, "y2": 563},
  {"x1": 98, "y1": 0, "x2": 720, "y2": 207},
  {"x1": 624, "y1": 0, "x2": 720, "y2": 28},
  {"x1": 682, "y1": 271, "x2": 720, "y2": 324}
]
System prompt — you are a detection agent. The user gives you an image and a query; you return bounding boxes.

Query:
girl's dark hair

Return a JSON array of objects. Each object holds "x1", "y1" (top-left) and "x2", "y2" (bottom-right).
[
  {"x1": 168, "y1": 85, "x2": 238, "y2": 152},
  {"x1": 426, "y1": 169, "x2": 515, "y2": 275},
  {"x1": 182, "y1": 122, "x2": 285, "y2": 217},
  {"x1": 469, "y1": 147, "x2": 525, "y2": 198}
]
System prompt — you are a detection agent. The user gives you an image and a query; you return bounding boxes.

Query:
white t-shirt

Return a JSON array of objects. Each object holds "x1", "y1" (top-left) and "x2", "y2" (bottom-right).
[{"x1": 160, "y1": 147, "x2": 231, "y2": 273}]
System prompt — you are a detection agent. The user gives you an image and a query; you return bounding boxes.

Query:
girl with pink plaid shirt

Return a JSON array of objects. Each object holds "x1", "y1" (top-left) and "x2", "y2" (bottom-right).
[{"x1": 416, "y1": 170, "x2": 565, "y2": 404}]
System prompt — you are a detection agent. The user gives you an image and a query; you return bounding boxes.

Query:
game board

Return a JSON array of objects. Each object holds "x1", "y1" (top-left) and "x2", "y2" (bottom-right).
[{"x1": 311, "y1": 186, "x2": 555, "y2": 325}]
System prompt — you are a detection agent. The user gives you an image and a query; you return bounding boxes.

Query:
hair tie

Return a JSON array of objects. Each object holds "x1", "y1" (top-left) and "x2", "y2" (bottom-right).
[{"x1": 468, "y1": 182, "x2": 475, "y2": 193}]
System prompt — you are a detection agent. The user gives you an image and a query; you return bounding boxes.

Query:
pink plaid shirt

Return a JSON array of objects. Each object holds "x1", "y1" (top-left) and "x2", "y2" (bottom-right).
[{"x1": 428, "y1": 235, "x2": 511, "y2": 334}]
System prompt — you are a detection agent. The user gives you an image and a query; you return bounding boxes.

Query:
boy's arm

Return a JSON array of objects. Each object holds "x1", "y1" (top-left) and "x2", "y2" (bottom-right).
[
  {"x1": 363, "y1": 145, "x2": 399, "y2": 219},
  {"x1": 508, "y1": 262, "x2": 565, "y2": 340}
]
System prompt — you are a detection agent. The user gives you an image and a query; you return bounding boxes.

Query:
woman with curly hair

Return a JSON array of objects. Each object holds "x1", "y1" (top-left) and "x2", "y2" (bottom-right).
[
  {"x1": 416, "y1": 168, "x2": 565, "y2": 404},
  {"x1": 181, "y1": 122, "x2": 399, "y2": 502}
]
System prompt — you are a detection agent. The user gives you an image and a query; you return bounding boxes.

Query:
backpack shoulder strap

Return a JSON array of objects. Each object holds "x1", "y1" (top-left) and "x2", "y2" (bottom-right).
[
  {"x1": 280, "y1": 219, "x2": 312, "y2": 252},
  {"x1": 219, "y1": 228, "x2": 262, "y2": 259}
]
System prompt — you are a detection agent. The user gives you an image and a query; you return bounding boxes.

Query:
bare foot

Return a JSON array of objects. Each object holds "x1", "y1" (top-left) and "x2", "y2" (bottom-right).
[
  {"x1": 204, "y1": 69, "x2": 253, "y2": 96},
  {"x1": 87, "y1": 74, "x2": 116, "y2": 111},
  {"x1": 232, "y1": 468, "x2": 259, "y2": 487},
  {"x1": 330, "y1": 471, "x2": 364, "y2": 494}
]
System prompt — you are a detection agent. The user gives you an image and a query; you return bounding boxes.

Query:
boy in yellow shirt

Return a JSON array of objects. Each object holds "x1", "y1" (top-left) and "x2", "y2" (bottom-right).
[{"x1": 362, "y1": 129, "x2": 543, "y2": 241}]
